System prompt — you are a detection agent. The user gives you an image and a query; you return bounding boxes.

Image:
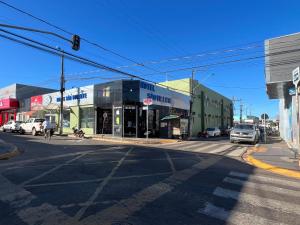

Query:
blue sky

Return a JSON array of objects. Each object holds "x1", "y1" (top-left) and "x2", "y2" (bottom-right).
[{"x1": 1, "y1": 0, "x2": 300, "y2": 118}]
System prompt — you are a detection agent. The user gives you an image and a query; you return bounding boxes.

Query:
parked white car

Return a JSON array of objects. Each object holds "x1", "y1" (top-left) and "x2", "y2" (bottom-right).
[
  {"x1": 205, "y1": 127, "x2": 221, "y2": 137},
  {"x1": 20, "y1": 118, "x2": 45, "y2": 136},
  {"x1": 2, "y1": 120, "x2": 21, "y2": 132}
]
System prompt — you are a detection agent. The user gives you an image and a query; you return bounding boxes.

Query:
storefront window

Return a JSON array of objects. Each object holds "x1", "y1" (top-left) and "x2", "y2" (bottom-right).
[
  {"x1": 80, "y1": 107, "x2": 95, "y2": 128},
  {"x1": 103, "y1": 87, "x2": 110, "y2": 97},
  {"x1": 63, "y1": 110, "x2": 70, "y2": 128}
]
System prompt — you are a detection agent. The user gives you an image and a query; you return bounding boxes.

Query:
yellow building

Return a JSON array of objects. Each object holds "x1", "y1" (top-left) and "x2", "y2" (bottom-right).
[{"x1": 160, "y1": 78, "x2": 233, "y2": 136}]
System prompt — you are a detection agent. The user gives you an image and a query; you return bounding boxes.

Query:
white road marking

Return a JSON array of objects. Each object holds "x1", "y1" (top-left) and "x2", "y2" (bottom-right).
[
  {"x1": 80, "y1": 156, "x2": 220, "y2": 225},
  {"x1": 0, "y1": 174, "x2": 77, "y2": 225},
  {"x1": 74, "y1": 147, "x2": 134, "y2": 220},
  {"x1": 207, "y1": 144, "x2": 233, "y2": 154},
  {"x1": 227, "y1": 147, "x2": 247, "y2": 157},
  {"x1": 21, "y1": 153, "x2": 89, "y2": 186},
  {"x1": 198, "y1": 202, "x2": 287, "y2": 225},
  {"x1": 214, "y1": 187, "x2": 300, "y2": 215},
  {"x1": 223, "y1": 177, "x2": 300, "y2": 197},
  {"x1": 0, "y1": 151, "x2": 93, "y2": 168},
  {"x1": 229, "y1": 171, "x2": 300, "y2": 188},
  {"x1": 188, "y1": 143, "x2": 219, "y2": 152},
  {"x1": 24, "y1": 172, "x2": 172, "y2": 188},
  {"x1": 164, "y1": 151, "x2": 176, "y2": 173},
  {"x1": 5, "y1": 156, "x2": 199, "y2": 171},
  {"x1": 60, "y1": 200, "x2": 118, "y2": 209},
  {"x1": 180, "y1": 142, "x2": 207, "y2": 150}
]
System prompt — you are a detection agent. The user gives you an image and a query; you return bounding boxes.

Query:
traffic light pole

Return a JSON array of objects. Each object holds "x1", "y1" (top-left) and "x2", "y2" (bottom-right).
[
  {"x1": 59, "y1": 53, "x2": 65, "y2": 135},
  {"x1": 0, "y1": 23, "x2": 80, "y2": 135}
]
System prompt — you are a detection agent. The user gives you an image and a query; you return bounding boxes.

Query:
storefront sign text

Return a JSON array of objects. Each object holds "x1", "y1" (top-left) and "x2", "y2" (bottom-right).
[{"x1": 56, "y1": 93, "x2": 87, "y2": 103}]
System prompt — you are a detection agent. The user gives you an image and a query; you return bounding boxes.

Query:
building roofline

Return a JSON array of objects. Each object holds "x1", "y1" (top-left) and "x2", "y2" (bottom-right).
[{"x1": 266, "y1": 31, "x2": 300, "y2": 41}]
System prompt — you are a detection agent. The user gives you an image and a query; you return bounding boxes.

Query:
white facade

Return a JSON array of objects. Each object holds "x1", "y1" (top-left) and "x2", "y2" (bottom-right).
[{"x1": 139, "y1": 81, "x2": 190, "y2": 110}]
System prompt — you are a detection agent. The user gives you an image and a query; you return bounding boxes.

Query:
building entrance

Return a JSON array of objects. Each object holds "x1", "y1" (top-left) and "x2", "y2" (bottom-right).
[
  {"x1": 124, "y1": 105, "x2": 137, "y2": 137},
  {"x1": 97, "y1": 108, "x2": 112, "y2": 134}
]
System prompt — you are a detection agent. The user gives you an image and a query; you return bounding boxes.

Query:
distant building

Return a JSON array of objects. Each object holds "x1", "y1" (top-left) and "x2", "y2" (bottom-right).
[
  {"x1": 244, "y1": 116, "x2": 259, "y2": 124},
  {"x1": 0, "y1": 83, "x2": 57, "y2": 126},
  {"x1": 160, "y1": 78, "x2": 233, "y2": 136}
]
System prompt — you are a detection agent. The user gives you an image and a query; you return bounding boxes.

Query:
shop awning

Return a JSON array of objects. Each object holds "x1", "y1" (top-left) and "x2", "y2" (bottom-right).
[{"x1": 161, "y1": 115, "x2": 180, "y2": 121}]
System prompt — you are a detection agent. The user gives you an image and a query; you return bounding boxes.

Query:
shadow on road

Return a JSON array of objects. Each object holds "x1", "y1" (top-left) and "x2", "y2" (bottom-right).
[{"x1": 0, "y1": 132, "x2": 258, "y2": 225}]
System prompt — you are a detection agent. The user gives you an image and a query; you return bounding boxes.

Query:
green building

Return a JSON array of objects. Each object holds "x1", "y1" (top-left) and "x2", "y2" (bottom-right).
[{"x1": 160, "y1": 78, "x2": 233, "y2": 136}]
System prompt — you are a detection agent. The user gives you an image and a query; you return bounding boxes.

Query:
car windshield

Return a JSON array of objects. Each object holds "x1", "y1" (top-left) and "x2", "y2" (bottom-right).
[
  {"x1": 206, "y1": 128, "x2": 215, "y2": 131},
  {"x1": 234, "y1": 124, "x2": 254, "y2": 130},
  {"x1": 34, "y1": 119, "x2": 45, "y2": 123}
]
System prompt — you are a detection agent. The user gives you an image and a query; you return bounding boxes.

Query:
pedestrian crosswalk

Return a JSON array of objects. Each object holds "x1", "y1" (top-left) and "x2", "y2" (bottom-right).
[
  {"x1": 198, "y1": 171, "x2": 300, "y2": 225},
  {"x1": 159, "y1": 141, "x2": 248, "y2": 157}
]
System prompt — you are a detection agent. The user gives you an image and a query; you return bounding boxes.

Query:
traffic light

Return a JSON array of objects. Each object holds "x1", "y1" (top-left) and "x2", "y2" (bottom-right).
[{"x1": 72, "y1": 35, "x2": 80, "y2": 51}]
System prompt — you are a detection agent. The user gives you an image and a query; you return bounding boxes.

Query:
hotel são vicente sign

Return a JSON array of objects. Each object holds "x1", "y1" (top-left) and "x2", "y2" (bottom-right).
[
  {"x1": 139, "y1": 81, "x2": 190, "y2": 110},
  {"x1": 30, "y1": 85, "x2": 94, "y2": 110}
]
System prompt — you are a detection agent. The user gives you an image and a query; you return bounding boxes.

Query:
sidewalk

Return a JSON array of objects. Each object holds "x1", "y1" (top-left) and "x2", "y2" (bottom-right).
[
  {"x1": 243, "y1": 136, "x2": 300, "y2": 179},
  {"x1": 0, "y1": 139, "x2": 20, "y2": 160}
]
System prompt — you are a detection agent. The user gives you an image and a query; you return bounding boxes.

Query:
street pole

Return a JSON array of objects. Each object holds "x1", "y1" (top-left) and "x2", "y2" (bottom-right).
[
  {"x1": 264, "y1": 113, "x2": 267, "y2": 144},
  {"x1": 296, "y1": 85, "x2": 300, "y2": 165},
  {"x1": 240, "y1": 101, "x2": 243, "y2": 123},
  {"x1": 146, "y1": 105, "x2": 149, "y2": 141},
  {"x1": 292, "y1": 67, "x2": 300, "y2": 166},
  {"x1": 59, "y1": 52, "x2": 65, "y2": 135}
]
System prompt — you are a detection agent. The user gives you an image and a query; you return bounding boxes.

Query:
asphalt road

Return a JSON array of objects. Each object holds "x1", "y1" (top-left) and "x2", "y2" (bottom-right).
[{"x1": 0, "y1": 132, "x2": 299, "y2": 225}]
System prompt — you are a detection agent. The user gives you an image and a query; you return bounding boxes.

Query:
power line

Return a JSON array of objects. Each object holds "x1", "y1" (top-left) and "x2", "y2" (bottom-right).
[
  {"x1": 0, "y1": 29, "x2": 194, "y2": 95},
  {"x1": 0, "y1": 0, "x2": 152, "y2": 68},
  {"x1": 61, "y1": 37, "x2": 300, "y2": 80}
]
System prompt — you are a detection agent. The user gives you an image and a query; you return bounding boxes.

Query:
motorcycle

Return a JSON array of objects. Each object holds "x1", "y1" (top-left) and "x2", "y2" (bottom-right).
[{"x1": 72, "y1": 127, "x2": 85, "y2": 138}]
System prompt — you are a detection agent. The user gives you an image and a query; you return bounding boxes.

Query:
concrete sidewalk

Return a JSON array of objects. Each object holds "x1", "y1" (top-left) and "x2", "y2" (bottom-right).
[
  {"x1": 0, "y1": 139, "x2": 19, "y2": 160},
  {"x1": 243, "y1": 136, "x2": 300, "y2": 179}
]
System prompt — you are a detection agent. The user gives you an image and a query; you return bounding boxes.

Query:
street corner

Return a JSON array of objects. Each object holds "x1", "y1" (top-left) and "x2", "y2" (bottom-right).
[
  {"x1": 250, "y1": 144, "x2": 267, "y2": 153},
  {"x1": 242, "y1": 144, "x2": 300, "y2": 180},
  {"x1": 0, "y1": 139, "x2": 21, "y2": 160}
]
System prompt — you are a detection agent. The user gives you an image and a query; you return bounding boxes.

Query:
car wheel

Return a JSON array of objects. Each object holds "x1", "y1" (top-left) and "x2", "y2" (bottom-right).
[
  {"x1": 3, "y1": 128, "x2": 6, "y2": 132},
  {"x1": 32, "y1": 128, "x2": 37, "y2": 136},
  {"x1": 230, "y1": 139, "x2": 234, "y2": 143}
]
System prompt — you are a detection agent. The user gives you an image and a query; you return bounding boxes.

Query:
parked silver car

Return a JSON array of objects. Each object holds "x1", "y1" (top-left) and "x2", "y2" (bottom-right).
[{"x1": 230, "y1": 124, "x2": 259, "y2": 144}]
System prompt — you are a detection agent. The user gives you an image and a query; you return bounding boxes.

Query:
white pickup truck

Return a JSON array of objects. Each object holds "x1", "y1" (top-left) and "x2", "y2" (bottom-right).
[{"x1": 19, "y1": 118, "x2": 45, "y2": 136}]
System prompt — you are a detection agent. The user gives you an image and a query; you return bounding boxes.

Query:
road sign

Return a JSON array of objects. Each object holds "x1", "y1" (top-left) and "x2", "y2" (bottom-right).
[
  {"x1": 143, "y1": 98, "x2": 153, "y2": 106},
  {"x1": 289, "y1": 87, "x2": 296, "y2": 96},
  {"x1": 293, "y1": 67, "x2": 300, "y2": 86}
]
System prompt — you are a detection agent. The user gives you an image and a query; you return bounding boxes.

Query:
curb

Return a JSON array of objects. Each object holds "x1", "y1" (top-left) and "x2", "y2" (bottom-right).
[
  {"x1": 71, "y1": 134, "x2": 179, "y2": 145},
  {"x1": 242, "y1": 146, "x2": 300, "y2": 180},
  {"x1": 0, "y1": 143, "x2": 20, "y2": 160},
  {"x1": 90, "y1": 137, "x2": 178, "y2": 145}
]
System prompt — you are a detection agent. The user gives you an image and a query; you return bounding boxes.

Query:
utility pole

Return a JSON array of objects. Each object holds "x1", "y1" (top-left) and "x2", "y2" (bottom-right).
[
  {"x1": 188, "y1": 69, "x2": 195, "y2": 138},
  {"x1": 240, "y1": 101, "x2": 243, "y2": 123},
  {"x1": 232, "y1": 97, "x2": 242, "y2": 123},
  {"x1": 59, "y1": 52, "x2": 65, "y2": 135}
]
